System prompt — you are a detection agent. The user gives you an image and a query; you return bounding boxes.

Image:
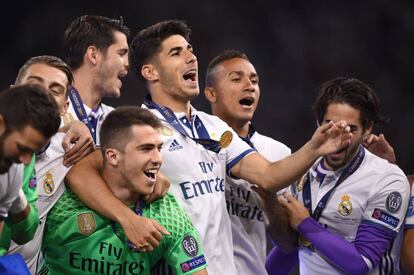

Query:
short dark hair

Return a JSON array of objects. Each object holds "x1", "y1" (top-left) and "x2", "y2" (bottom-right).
[
  {"x1": 205, "y1": 50, "x2": 249, "y2": 87},
  {"x1": 100, "y1": 106, "x2": 162, "y2": 155},
  {"x1": 64, "y1": 15, "x2": 130, "y2": 70},
  {"x1": 312, "y1": 77, "x2": 384, "y2": 130},
  {"x1": 15, "y1": 55, "x2": 74, "y2": 97},
  {"x1": 129, "y1": 20, "x2": 191, "y2": 81},
  {"x1": 0, "y1": 84, "x2": 60, "y2": 139}
]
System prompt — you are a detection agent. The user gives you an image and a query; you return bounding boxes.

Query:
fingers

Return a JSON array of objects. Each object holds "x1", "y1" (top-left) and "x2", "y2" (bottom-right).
[
  {"x1": 63, "y1": 138, "x2": 94, "y2": 166},
  {"x1": 318, "y1": 120, "x2": 334, "y2": 134},
  {"x1": 153, "y1": 221, "x2": 171, "y2": 236}
]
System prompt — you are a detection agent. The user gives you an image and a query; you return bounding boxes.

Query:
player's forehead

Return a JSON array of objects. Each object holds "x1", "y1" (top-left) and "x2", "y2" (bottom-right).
[
  {"x1": 219, "y1": 58, "x2": 257, "y2": 78},
  {"x1": 23, "y1": 63, "x2": 68, "y2": 84}
]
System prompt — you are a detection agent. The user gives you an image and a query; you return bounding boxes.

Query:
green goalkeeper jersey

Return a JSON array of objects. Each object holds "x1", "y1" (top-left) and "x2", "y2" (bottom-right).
[{"x1": 41, "y1": 190, "x2": 207, "y2": 275}]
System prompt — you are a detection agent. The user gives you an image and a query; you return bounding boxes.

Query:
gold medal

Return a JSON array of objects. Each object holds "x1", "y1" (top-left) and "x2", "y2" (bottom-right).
[
  {"x1": 159, "y1": 125, "x2": 173, "y2": 136},
  {"x1": 298, "y1": 233, "x2": 312, "y2": 248},
  {"x1": 219, "y1": 131, "x2": 233, "y2": 148},
  {"x1": 62, "y1": 113, "x2": 75, "y2": 126}
]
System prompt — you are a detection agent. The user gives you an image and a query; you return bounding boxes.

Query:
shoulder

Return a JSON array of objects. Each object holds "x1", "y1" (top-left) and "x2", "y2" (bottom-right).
[
  {"x1": 147, "y1": 193, "x2": 194, "y2": 238},
  {"x1": 252, "y1": 131, "x2": 291, "y2": 159},
  {"x1": 363, "y1": 149, "x2": 406, "y2": 180}
]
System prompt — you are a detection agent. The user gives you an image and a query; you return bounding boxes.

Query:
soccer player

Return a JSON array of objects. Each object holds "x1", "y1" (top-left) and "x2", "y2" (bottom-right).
[
  {"x1": 67, "y1": 20, "x2": 351, "y2": 274},
  {"x1": 0, "y1": 84, "x2": 60, "y2": 237},
  {"x1": 2, "y1": 55, "x2": 86, "y2": 273},
  {"x1": 63, "y1": 15, "x2": 171, "y2": 249},
  {"x1": 266, "y1": 77, "x2": 410, "y2": 275},
  {"x1": 41, "y1": 106, "x2": 208, "y2": 275},
  {"x1": 204, "y1": 50, "x2": 292, "y2": 274},
  {"x1": 62, "y1": 14, "x2": 129, "y2": 147}
]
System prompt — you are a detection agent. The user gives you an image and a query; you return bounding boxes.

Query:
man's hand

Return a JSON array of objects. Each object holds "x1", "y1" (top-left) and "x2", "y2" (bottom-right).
[
  {"x1": 310, "y1": 120, "x2": 352, "y2": 157},
  {"x1": 61, "y1": 121, "x2": 94, "y2": 166},
  {"x1": 119, "y1": 211, "x2": 170, "y2": 252},
  {"x1": 363, "y1": 134, "x2": 396, "y2": 164},
  {"x1": 252, "y1": 185, "x2": 298, "y2": 252},
  {"x1": 278, "y1": 193, "x2": 310, "y2": 230},
  {"x1": 144, "y1": 171, "x2": 170, "y2": 203}
]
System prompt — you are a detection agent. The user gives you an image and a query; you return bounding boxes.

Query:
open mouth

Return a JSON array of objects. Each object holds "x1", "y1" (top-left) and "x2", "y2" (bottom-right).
[
  {"x1": 183, "y1": 69, "x2": 197, "y2": 82},
  {"x1": 144, "y1": 168, "x2": 158, "y2": 181},
  {"x1": 239, "y1": 97, "x2": 254, "y2": 106}
]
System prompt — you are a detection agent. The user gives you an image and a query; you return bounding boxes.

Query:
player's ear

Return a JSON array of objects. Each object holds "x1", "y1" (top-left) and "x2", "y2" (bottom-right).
[
  {"x1": 0, "y1": 114, "x2": 5, "y2": 136},
  {"x1": 141, "y1": 64, "x2": 159, "y2": 82},
  {"x1": 86, "y1": 46, "x2": 99, "y2": 65},
  {"x1": 363, "y1": 121, "x2": 373, "y2": 138},
  {"x1": 105, "y1": 148, "x2": 120, "y2": 166},
  {"x1": 204, "y1": 87, "x2": 217, "y2": 103}
]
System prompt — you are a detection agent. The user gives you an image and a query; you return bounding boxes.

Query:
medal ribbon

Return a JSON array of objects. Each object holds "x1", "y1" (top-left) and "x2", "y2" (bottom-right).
[
  {"x1": 143, "y1": 95, "x2": 222, "y2": 153},
  {"x1": 68, "y1": 86, "x2": 98, "y2": 143},
  {"x1": 302, "y1": 145, "x2": 365, "y2": 221}
]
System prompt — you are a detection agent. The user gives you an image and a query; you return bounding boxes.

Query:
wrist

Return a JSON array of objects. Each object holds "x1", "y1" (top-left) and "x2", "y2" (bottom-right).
[{"x1": 10, "y1": 190, "x2": 28, "y2": 214}]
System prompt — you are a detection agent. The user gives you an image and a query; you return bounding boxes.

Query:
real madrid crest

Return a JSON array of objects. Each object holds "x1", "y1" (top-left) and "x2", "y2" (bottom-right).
[
  {"x1": 338, "y1": 195, "x2": 352, "y2": 216},
  {"x1": 43, "y1": 172, "x2": 55, "y2": 195},
  {"x1": 77, "y1": 213, "x2": 96, "y2": 236},
  {"x1": 219, "y1": 131, "x2": 233, "y2": 149},
  {"x1": 159, "y1": 125, "x2": 173, "y2": 136}
]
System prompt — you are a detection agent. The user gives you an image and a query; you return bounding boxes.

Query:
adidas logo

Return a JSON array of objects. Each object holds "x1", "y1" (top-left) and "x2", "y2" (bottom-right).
[{"x1": 169, "y1": 139, "x2": 183, "y2": 151}]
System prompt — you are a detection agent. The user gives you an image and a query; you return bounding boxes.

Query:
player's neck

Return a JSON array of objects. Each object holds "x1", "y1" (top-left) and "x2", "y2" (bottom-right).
[
  {"x1": 103, "y1": 169, "x2": 140, "y2": 206},
  {"x1": 151, "y1": 92, "x2": 192, "y2": 119},
  {"x1": 220, "y1": 116, "x2": 249, "y2": 138},
  {"x1": 72, "y1": 70, "x2": 101, "y2": 110}
]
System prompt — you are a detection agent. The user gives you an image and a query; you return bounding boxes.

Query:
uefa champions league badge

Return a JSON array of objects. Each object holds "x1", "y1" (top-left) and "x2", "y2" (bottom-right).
[
  {"x1": 43, "y1": 172, "x2": 55, "y2": 195},
  {"x1": 219, "y1": 131, "x2": 233, "y2": 149},
  {"x1": 338, "y1": 195, "x2": 352, "y2": 216},
  {"x1": 182, "y1": 235, "x2": 198, "y2": 257},
  {"x1": 77, "y1": 213, "x2": 96, "y2": 236},
  {"x1": 386, "y1": 192, "x2": 402, "y2": 213},
  {"x1": 159, "y1": 125, "x2": 173, "y2": 136}
]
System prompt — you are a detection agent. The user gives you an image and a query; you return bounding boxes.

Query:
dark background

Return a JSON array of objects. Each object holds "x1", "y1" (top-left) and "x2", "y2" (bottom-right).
[{"x1": 1, "y1": 0, "x2": 413, "y2": 173}]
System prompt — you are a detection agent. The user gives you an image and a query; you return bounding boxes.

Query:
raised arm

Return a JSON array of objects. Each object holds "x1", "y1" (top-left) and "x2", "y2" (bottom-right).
[
  {"x1": 232, "y1": 121, "x2": 351, "y2": 192},
  {"x1": 66, "y1": 150, "x2": 169, "y2": 251}
]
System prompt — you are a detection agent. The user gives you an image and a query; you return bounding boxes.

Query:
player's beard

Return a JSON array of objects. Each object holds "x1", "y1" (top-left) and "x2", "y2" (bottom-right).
[{"x1": 0, "y1": 137, "x2": 13, "y2": 174}]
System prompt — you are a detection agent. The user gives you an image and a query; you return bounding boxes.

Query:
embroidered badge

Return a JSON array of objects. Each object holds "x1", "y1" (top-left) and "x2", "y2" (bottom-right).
[
  {"x1": 338, "y1": 195, "x2": 352, "y2": 216},
  {"x1": 77, "y1": 213, "x2": 96, "y2": 236},
  {"x1": 43, "y1": 172, "x2": 54, "y2": 195},
  {"x1": 386, "y1": 192, "x2": 402, "y2": 213},
  {"x1": 180, "y1": 255, "x2": 206, "y2": 273},
  {"x1": 182, "y1": 235, "x2": 198, "y2": 257},
  {"x1": 372, "y1": 208, "x2": 400, "y2": 228}
]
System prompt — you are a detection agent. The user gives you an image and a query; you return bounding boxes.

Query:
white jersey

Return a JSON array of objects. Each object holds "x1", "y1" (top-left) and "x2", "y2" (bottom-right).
[
  {"x1": 7, "y1": 100, "x2": 113, "y2": 274},
  {"x1": 145, "y1": 104, "x2": 254, "y2": 275},
  {"x1": 226, "y1": 130, "x2": 290, "y2": 275},
  {"x1": 292, "y1": 148, "x2": 409, "y2": 275},
  {"x1": 0, "y1": 164, "x2": 23, "y2": 219}
]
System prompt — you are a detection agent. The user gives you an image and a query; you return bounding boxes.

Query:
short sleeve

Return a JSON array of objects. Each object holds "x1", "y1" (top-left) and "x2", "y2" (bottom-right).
[
  {"x1": 405, "y1": 186, "x2": 414, "y2": 229},
  {"x1": 0, "y1": 164, "x2": 23, "y2": 218},
  {"x1": 150, "y1": 194, "x2": 208, "y2": 274},
  {"x1": 362, "y1": 170, "x2": 410, "y2": 234}
]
